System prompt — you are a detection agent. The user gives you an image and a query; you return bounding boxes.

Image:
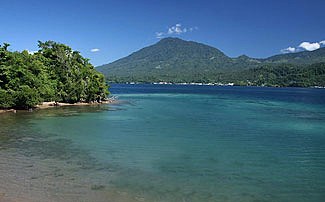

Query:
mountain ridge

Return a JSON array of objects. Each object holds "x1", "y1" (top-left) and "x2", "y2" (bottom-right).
[{"x1": 97, "y1": 37, "x2": 325, "y2": 86}]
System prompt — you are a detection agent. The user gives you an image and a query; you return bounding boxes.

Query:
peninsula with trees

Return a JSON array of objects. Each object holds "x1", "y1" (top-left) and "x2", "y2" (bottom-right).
[{"x1": 0, "y1": 41, "x2": 109, "y2": 110}]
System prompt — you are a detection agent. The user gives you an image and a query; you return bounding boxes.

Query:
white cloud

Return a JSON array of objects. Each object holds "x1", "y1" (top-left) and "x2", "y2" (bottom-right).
[
  {"x1": 90, "y1": 48, "x2": 100, "y2": 52},
  {"x1": 167, "y1": 28, "x2": 174, "y2": 34},
  {"x1": 167, "y1": 24, "x2": 185, "y2": 34},
  {"x1": 280, "y1": 39, "x2": 325, "y2": 54},
  {"x1": 156, "y1": 32, "x2": 164, "y2": 39},
  {"x1": 175, "y1": 24, "x2": 184, "y2": 34},
  {"x1": 281, "y1": 47, "x2": 296, "y2": 53},
  {"x1": 299, "y1": 42, "x2": 320, "y2": 51},
  {"x1": 27, "y1": 50, "x2": 37, "y2": 55},
  {"x1": 155, "y1": 23, "x2": 197, "y2": 38}
]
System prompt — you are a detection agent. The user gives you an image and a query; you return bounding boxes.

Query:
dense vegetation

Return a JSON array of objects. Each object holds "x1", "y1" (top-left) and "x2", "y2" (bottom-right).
[
  {"x1": 97, "y1": 37, "x2": 325, "y2": 87},
  {"x1": 0, "y1": 41, "x2": 109, "y2": 109},
  {"x1": 223, "y1": 63, "x2": 325, "y2": 87}
]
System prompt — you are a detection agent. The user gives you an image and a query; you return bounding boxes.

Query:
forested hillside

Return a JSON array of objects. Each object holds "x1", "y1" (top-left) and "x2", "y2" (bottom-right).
[
  {"x1": 220, "y1": 63, "x2": 325, "y2": 87},
  {"x1": 97, "y1": 37, "x2": 325, "y2": 87}
]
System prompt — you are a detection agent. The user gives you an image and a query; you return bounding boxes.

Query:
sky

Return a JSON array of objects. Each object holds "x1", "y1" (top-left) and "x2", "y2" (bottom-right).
[{"x1": 1, "y1": 0, "x2": 325, "y2": 66}]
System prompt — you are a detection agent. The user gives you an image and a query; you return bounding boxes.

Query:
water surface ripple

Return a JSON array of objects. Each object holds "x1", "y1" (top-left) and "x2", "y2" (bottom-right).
[{"x1": 0, "y1": 85, "x2": 324, "y2": 202}]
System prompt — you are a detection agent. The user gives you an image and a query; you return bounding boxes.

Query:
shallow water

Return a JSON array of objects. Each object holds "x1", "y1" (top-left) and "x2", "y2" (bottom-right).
[{"x1": 0, "y1": 85, "x2": 325, "y2": 201}]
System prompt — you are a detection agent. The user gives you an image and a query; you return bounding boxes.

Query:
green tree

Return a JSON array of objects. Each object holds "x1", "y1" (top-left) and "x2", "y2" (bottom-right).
[{"x1": 0, "y1": 41, "x2": 109, "y2": 109}]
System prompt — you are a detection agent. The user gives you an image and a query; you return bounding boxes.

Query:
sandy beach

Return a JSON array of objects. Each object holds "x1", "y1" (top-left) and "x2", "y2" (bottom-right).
[
  {"x1": 36, "y1": 99, "x2": 118, "y2": 109},
  {"x1": 0, "y1": 98, "x2": 118, "y2": 114},
  {"x1": 0, "y1": 109, "x2": 17, "y2": 114}
]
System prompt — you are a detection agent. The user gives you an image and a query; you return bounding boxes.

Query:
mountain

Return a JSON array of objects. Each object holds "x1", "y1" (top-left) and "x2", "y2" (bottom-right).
[
  {"x1": 263, "y1": 47, "x2": 325, "y2": 64},
  {"x1": 97, "y1": 37, "x2": 325, "y2": 85},
  {"x1": 98, "y1": 38, "x2": 227, "y2": 82},
  {"x1": 97, "y1": 37, "x2": 260, "y2": 82}
]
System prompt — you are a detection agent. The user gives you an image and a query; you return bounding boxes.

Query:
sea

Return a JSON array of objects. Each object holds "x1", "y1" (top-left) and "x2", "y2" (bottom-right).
[{"x1": 0, "y1": 84, "x2": 324, "y2": 202}]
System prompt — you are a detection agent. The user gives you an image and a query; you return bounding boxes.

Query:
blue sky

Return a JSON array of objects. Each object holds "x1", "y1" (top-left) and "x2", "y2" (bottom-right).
[{"x1": 1, "y1": 0, "x2": 325, "y2": 66}]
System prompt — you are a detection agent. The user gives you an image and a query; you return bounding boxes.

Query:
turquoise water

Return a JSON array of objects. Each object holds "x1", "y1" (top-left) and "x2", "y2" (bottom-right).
[{"x1": 0, "y1": 85, "x2": 325, "y2": 201}]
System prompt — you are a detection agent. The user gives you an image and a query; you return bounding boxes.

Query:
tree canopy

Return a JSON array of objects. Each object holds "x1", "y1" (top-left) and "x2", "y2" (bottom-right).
[{"x1": 0, "y1": 41, "x2": 109, "y2": 109}]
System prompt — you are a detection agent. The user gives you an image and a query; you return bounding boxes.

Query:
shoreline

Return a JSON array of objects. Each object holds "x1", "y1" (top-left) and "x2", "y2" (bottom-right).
[
  {"x1": 111, "y1": 82, "x2": 325, "y2": 88},
  {"x1": 0, "y1": 109, "x2": 17, "y2": 114},
  {"x1": 36, "y1": 99, "x2": 117, "y2": 109},
  {"x1": 0, "y1": 98, "x2": 118, "y2": 114}
]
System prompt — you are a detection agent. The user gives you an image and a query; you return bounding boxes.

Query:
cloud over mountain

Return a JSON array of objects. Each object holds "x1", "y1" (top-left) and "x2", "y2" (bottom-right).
[
  {"x1": 299, "y1": 42, "x2": 320, "y2": 51},
  {"x1": 280, "y1": 40, "x2": 325, "y2": 53},
  {"x1": 281, "y1": 47, "x2": 296, "y2": 53},
  {"x1": 155, "y1": 24, "x2": 197, "y2": 38}
]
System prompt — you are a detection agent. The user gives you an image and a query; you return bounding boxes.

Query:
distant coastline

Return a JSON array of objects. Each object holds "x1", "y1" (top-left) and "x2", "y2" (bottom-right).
[{"x1": 112, "y1": 82, "x2": 325, "y2": 88}]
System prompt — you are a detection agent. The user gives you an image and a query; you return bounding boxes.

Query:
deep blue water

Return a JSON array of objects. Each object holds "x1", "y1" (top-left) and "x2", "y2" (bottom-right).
[
  {"x1": 0, "y1": 84, "x2": 325, "y2": 201},
  {"x1": 110, "y1": 84, "x2": 325, "y2": 105}
]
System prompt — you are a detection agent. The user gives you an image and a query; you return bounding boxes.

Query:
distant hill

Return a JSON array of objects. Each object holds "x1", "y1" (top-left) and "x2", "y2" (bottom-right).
[
  {"x1": 96, "y1": 38, "x2": 260, "y2": 82},
  {"x1": 263, "y1": 47, "x2": 325, "y2": 64},
  {"x1": 97, "y1": 37, "x2": 325, "y2": 86}
]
